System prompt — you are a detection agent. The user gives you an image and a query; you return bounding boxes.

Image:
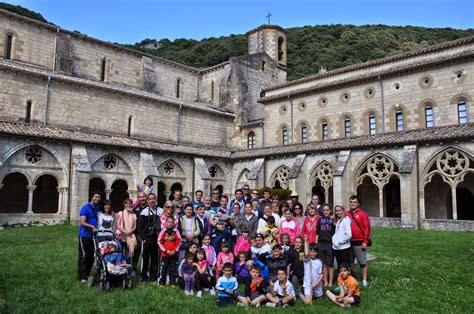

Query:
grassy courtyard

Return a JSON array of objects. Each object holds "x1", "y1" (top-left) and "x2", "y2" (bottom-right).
[{"x1": 0, "y1": 225, "x2": 472, "y2": 313}]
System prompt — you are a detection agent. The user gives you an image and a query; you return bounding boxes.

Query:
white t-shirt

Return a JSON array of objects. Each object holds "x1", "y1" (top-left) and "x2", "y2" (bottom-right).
[
  {"x1": 303, "y1": 257, "x2": 323, "y2": 297},
  {"x1": 273, "y1": 279, "x2": 295, "y2": 298},
  {"x1": 250, "y1": 244, "x2": 272, "y2": 256}
]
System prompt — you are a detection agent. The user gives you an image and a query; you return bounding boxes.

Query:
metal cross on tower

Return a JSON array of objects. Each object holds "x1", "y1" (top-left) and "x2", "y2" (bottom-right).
[{"x1": 266, "y1": 12, "x2": 272, "y2": 24}]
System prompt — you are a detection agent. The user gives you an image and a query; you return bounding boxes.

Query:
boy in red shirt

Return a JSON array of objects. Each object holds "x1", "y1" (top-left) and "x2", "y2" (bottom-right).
[{"x1": 157, "y1": 216, "x2": 182, "y2": 286}]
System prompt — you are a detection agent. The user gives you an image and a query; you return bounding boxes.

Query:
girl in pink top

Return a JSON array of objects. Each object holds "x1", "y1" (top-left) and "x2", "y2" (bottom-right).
[
  {"x1": 278, "y1": 208, "x2": 300, "y2": 245},
  {"x1": 201, "y1": 234, "x2": 217, "y2": 275},
  {"x1": 233, "y1": 227, "x2": 250, "y2": 256},
  {"x1": 216, "y1": 242, "x2": 234, "y2": 278}
]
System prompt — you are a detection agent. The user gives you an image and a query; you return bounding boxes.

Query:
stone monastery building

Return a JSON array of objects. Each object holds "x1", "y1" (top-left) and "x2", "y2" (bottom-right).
[{"x1": 0, "y1": 9, "x2": 473, "y2": 230}]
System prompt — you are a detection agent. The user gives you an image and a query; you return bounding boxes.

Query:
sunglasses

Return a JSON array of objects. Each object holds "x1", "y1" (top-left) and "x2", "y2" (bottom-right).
[
  {"x1": 295, "y1": 207, "x2": 302, "y2": 210},
  {"x1": 213, "y1": 192, "x2": 219, "y2": 194},
  {"x1": 165, "y1": 206, "x2": 172, "y2": 209}
]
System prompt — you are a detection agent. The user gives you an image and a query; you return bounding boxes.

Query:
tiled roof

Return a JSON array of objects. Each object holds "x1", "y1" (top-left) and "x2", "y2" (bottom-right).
[
  {"x1": 232, "y1": 123, "x2": 474, "y2": 159},
  {"x1": 0, "y1": 121, "x2": 472, "y2": 160},
  {"x1": 262, "y1": 36, "x2": 474, "y2": 93},
  {"x1": 260, "y1": 48, "x2": 474, "y2": 103},
  {"x1": 0, "y1": 121, "x2": 232, "y2": 158},
  {"x1": 0, "y1": 59, "x2": 235, "y2": 117}
]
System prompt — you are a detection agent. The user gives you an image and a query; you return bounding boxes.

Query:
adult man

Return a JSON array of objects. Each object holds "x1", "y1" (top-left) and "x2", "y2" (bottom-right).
[
  {"x1": 260, "y1": 187, "x2": 272, "y2": 209},
  {"x1": 228, "y1": 189, "x2": 245, "y2": 215},
  {"x1": 77, "y1": 192, "x2": 101, "y2": 282},
  {"x1": 257, "y1": 204, "x2": 281, "y2": 235},
  {"x1": 308, "y1": 194, "x2": 322, "y2": 216},
  {"x1": 241, "y1": 184, "x2": 252, "y2": 203},
  {"x1": 138, "y1": 193, "x2": 162, "y2": 283},
  {"x1": 190, "y1": 189, "x2": 204, "y2": 210},
  {"x1": 250, "y1": 189, "x2": 260, "y2": 202},
  {"x1": 346, "y1": 195, "x2": 371, "y2": 287},
  {"x1": 131, "y1": 191, "x2": 149, "y2": 276},
  {"x1": 202, "y1": 195, "x2": 213, "y2": 220},
  {"x1": 210, "y1": 188, "x2": 221, "y2": 208},
  {"x1": 209, "y1": 195, "x2": 233, "y2": 252}
]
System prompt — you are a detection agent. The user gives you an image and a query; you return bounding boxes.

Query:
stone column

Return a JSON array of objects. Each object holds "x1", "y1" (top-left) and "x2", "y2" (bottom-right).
[
  {"x1": 56, "y1": 187, "x2": 65, "y2": 214},
  {"x1": 26, "y1": 185, "x2": 37, "y2": 214},
  {"x1": 128, "y1": 189, "x2": 138, "y2": 202},
  {"x1": 400, "y1": 173, "x2": 419, "y2": 228},
  {"x1": 105, "y1": 189, "x2": 112, "y2": 199},
  {"x1": 451, "y1": 187, "x2": 458, "y2": 220},
  {"x1": 378, "y1": 187, "x2": 384, "y2": 217}
]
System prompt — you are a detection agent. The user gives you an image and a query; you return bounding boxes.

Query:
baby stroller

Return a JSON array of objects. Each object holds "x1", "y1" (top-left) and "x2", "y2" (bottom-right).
[{"x1": 87, "y1": 230, "x2": 132, "y2": 292}]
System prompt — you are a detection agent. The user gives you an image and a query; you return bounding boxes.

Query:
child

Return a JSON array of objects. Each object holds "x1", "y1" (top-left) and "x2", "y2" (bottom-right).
[
  {"x1": 234, "y1": 251, "x2": 251, "y2": 284},
  {"x1": 215, "y1": 262, "x2": 239, "y2": 307},
  {"x1": 279, "y1": 233, "x2": 291, "y2": 252},
  {"x1": 316, "y1": 204, "x2": 336, "y2": 287},
  {"x1": 102, "y1": 241, "x2": 129, "y2": 275},
  {"x1": 258, "y1": 244, "x2": 288, "y2": 284},
  {"x1": 325, "y1": 263, "x2": 361, "y2": 308},
  {"x1": 262, "y1": 216, "x2": 278, "y2": 247},
  {"x1": 289, "y1": 236, "x2": 304, "y2": 297},
  {"x1": 216, "y1": 243, "x2": 234, "y2": 278},
  {"x1": 300, "y1": 238, "x2": 323, "y2": 304},
  {"x1": 201, "y1": 234, "x2": 217, "y2": 277},
  {"x1": 179, "y1": 204, "x2": 200, "y2": 260},
  {"x1": 265, "y1": 269, "x2": 296, "y2": 308},
  {"x1": 236, "y1": 265, "x2": 268, "y2": 307},
  {"x1": 181, "y1": 253, "x2": 198, "y2": 295},
  {"x1": 279, "y1": 208, "x2": 300, "y2": 245},
  {"x1": 301, "y1": 203, "x2": 320, "y2": 244},
  {"x1": 195, "y1": 249, "x2": 215, "y2": 294},
  {"x1": 157, "y1": 217, "x2": 182, "y2": 286},
  {"x1": 234, "y1": 227, "x2": 251, "y2": 256}
]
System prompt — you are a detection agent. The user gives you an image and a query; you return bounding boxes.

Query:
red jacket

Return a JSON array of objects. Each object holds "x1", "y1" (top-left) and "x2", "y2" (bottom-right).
[
  {"x1": 158, "y1": 228, "x2": 182, "y2": 257},
  {"x1": 347, "y1": 208, "x2": 371, "y2": 245},
  {"x1": 301, "y1": 215, "x2": 320, "y2": 244}
]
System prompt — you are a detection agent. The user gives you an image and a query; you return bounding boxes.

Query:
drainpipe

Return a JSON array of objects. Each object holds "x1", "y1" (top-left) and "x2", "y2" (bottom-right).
[
  {"x1": 196, "y1": 70, "x2": 202, "y2": 102},
  {"x1": 288, "y1": 95, "x2": 294, "y2": 143},
  {"x1": 176, "y1": 104, "x2": 182, "y2": 143},
  {"x1": 415, "y1": 144, "x2": 421, "y2": 229},
  {"x1": 378, "y1": 75, "x2": 386, "y2": 133},
  {"x1": 67, "y1": 141, "x2": 73, "y2": 223},
  {"x1": 44, "y1": 75, "x2": 51, "y2": 125},
  {"x1": 192, "y1": 158, "x2": 195, "y2": 196},
  {"x1": 53, "y1": 27, "x2": 60, "y2": 71},
  {"x1": 261, "y1": 121, "x2": 265, "y2": 148}
]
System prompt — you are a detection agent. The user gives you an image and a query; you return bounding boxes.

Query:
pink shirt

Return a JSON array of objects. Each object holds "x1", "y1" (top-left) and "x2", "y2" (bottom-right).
[
  {"x1": 279, "y1": 217, "x2": 300, "y2": 244},
  {"x1": 217, "y1": 251, "x2": 234, "y2": 266},
  {"x1": 234, "y1": 236, "x2": 250, "y2": 256}
]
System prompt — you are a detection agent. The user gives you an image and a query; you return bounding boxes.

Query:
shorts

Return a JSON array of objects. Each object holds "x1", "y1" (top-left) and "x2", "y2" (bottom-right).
[
  {"x1": 351, "y1": 245, "x2": 367, "y2": 265},
  {"x1": 274, "y1": 294, "x2": 295, "y2": 305},
  {"x1": 318, "y1": 242, "x2": 334, "y2": 267},
  {"x1": 303, "y1": 287, "x2": 323, "y2": 298},
  {"x1": 237, "y1": 293, "x2": 265, "y2": 300}
]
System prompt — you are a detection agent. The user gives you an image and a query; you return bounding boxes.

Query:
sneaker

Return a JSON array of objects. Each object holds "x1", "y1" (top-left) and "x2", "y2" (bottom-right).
[
  {"x1": 196, "y1": 291, "x2": 202, "y2": 298},
  {"x1": 344, "y1": 304, "x2": 352, "y2": 308},
  {"x1": 190, "y1": 290, "x2": 194, "y2": 296},
  {"x1": 184, "y1": 291, "x2": 190, "y2": 296},
  {"x1": 237, "y1": 302, "x2": 248, "y2": 307},
  {"x1": 266, "y1": 303, "x2": 276, "y2": 308},
  {"x1": 282, "y1": 304, "x2": 289, "y2": 308},
  {"x1": 209, "y1": 289, "x2": 216, "y2": 296},
  {"x1": 80, "y1": 279, "x2": 86, "y2": 284},
  {"x1": 154, "y1": 281, "x2": 160, "y2": 287},
  {"x1": 255, "y1": 303, "x2": 261, "y2": 308},
  {"x1": 362, "y1": 280, "x2": 368, "y2": 287}
]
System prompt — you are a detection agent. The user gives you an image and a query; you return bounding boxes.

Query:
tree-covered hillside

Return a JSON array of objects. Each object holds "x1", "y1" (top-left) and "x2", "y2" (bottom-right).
[{"x1": 2, "y1": 3, "x2": 473, "y2": 80}]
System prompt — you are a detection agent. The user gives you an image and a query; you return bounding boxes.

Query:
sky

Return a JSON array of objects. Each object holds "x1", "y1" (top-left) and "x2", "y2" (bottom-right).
[{"x1": 3, "y1": 0, "x2": 474, "y2": 44}]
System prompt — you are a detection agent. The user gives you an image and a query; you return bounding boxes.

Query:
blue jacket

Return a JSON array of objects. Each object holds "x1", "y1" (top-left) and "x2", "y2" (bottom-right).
[
  {"x1": 215, "y1": 275, "x2": 238, "y2": 298},
  {"x1": 78, "y1": 202, "x2": 100, "y2": 237}
]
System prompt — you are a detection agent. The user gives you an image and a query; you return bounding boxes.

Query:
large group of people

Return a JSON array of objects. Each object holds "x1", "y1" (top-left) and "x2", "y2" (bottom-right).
[{"x1": 77, "y1": 177, "x2": 371, "y2": 308}]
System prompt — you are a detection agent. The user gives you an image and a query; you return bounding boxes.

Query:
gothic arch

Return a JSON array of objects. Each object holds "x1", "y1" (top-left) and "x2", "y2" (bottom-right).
[
  {"x1": 157, "y1": 159, "x2": 188, "y2": 195},
  {"x1": 90, "y1": 152, "x2": 135, "y2": 189},
  {"x1": 236, "y1": 168, "x2": 250, "y2": 190},
  {"x1": 421, "y1": 147, "x2": 474, "y2": 220},
  {"x1": 0, "y1": 172, "x2": 29, "y2": 213},
  {"x1": 308, "y1": 160, "x2": 334, "y2": 205},
  {"x1": 1, "y1": 143, "x2": 68, "y2": 186},
  {"x1": 208, "y1": 163, "x2": 226, "y2": 193},
  {"x1": 354, "y1": 153, "x2": 401, "y2": 217},
  {"x1": 269, "y1": 164, "x2": 291, "y2": 189}
]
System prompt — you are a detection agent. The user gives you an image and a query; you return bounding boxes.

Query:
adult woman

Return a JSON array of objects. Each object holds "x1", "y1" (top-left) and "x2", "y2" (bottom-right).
[
  {"x1": 271, "y1": 201, "x2": 282, "y2": 217},
  {"x1": 235, "y1": 202, "x2": 259, "y2": 238},
  {"x1": 116, "y1": 199, "x2": 137, "y2": 262},
  {"x1": 293, "y1": 202, "x2": 305, "y2": 233},
  {"x1": 332, "y1": 204, "x2": 352, "y2": 266},
  {"x1": 97, "y1": 199, "x2": 115, "y2": 237},
  {"x1": 161, "y1": 201, "x2": 179, "y2": 227}
]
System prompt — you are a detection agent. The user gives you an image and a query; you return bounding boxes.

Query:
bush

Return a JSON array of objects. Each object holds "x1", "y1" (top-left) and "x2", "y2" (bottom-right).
[{"x1": 256, "y1": 188, "x2": 292, "y2": 201}]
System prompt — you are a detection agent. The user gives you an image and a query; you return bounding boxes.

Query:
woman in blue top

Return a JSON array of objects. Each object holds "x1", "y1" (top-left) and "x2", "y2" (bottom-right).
[{"x1": 77, "y1": 192, "x2": 101, "y2": 282}]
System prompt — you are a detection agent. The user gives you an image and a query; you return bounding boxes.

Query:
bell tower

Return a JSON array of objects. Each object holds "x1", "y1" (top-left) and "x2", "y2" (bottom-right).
[{"x1": 246, "y1": 24, "x2": 288, "y2": 67}]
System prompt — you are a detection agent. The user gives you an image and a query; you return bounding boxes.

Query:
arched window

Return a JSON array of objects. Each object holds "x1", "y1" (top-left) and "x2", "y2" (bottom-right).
[
  {"x1": 369, "y1": 114, "x2": 376, "y2": 135},
  {"x1": 277, "y1": 37, "x2": 284, "y2": 62},
  {"x1": 458, "y1": 100, "x2": 468, "y2": 124},
  {"x1": 211, "y1": 80, "x2": 214, "y2": 100},
  {"x1": 25, "y1": 100, "x2": 32, "y2": 123},
  {"x1": 396, "y1": 110, "x2": 404, "y2": 131},
  {"x1": 261, "y1": 60, "x2": 266, "y2": 71},
  {"x1": 344, "y1": 117, "x2": 351, "y2": 138},
  {"x1": 100, "y1": 57, "x2": 106, "y2": 81},
  {"x1": 247, "y1": 131, "x2": 256, "y2": 149},
  {"x1": 301, "y1": 124, "x2": 307, "y2": 143},
  {"x1": 176, "y1": 78, "x2": 181, "y2": 98},
  {"x1": 5, "y1": 34, "x2": 13, "y2": 59},
  {"x1": 322, "y1": 121, "x2": 328, "y2": 140},
  {"x1": 425, "y1": 105, "x2": 434, "y2": 128},
  {"x1": 282, "y1": 127, "x2": 288, "y2": 145},
  {"x1": 127, "y1": 115, "x2": 133, "y2": 136}
]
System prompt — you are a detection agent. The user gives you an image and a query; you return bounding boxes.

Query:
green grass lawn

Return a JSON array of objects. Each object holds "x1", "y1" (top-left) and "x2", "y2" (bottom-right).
[{"x1": 0, "y1": 225, "x2": 473, "y2": 313}]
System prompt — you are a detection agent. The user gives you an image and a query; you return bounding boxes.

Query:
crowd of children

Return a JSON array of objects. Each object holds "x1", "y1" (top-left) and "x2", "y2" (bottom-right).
[{"x1": 80, "y1": 180, "x2": 371, "y2": 308}]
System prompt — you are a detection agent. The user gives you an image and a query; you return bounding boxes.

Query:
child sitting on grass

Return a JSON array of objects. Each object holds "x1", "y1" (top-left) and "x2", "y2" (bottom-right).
[
  {"x1": 182, "y1": 253, "x2": 198, "y2": 296},
  {"x1": 236, "y1": 265, "x2": 268, "y2": 307},
  {"x1": 325, "y1": 263, "x2": 361, "y2": 308},
  {"x1": 215, "y1": 262, "x2": 238, "y2": 307},
  {"x1": 234, "y1": 251, "x2": 251, "y2": 284},
  {"x1": 265, "y1": 268, "x2": 296, "y2": 307},
  {"x1": 300, "y1": 237, "x2": 323, "y2": 304},
  {"x1": 216, "y1": 242, "x2": 234, "y2": 278},
  {"x1": 195, "y1": 249, "x2": 215, "y2": 294}
]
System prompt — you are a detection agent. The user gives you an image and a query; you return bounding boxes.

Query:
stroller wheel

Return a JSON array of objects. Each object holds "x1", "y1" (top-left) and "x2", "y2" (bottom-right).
[
  {"x1": 100, "y1": 280, "x2": 110, "y2": 293},
  {"x1": 122, "y1": 279, "x2": 127, "y2": 290},
  {"x1": 127, "y1": 278, "x2": 132, "y2": 290},
  {"x1": 86, "y1": 276, "x2": 94, "y2": 288}
]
